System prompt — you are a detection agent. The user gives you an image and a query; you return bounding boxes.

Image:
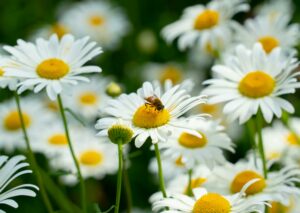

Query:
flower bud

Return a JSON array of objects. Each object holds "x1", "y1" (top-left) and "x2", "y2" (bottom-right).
[
  {"x1": 106, "y1": 82, "x2": 122, "y2": 97},
  {"x1": 108, "y1": 124, "x2": 133, "y2": 144}
]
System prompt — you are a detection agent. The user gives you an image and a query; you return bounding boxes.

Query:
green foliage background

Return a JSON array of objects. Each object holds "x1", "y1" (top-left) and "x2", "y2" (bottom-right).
[{"x1": 0, "y1": 0, "x2": 300, "y2": 212}]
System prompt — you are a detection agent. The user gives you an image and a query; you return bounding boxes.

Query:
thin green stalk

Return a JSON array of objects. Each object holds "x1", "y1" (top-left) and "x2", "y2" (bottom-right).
[
  {"x1": 255, "y1": 112, "x2": 268, "y2": 178},
  {"x1": 123, "y1": 158, "x2": 132, "y2": 213},
  {"x1": 246, "y1": 119, "x2": 258, "y2": 166},
  {"x1": 115, "y1": 141, "x2": 123, "y2": 213},
  {"x1": 187, "y1": 169, "x2": 193, "y2": 196},
  {"x1": 57, "y1": 95, "x2": 87, "y2": 213},
  {"x1": 14, "y1": 92, "x2": 54, "y2": 213},
  {"x1": 154, "y1": 144, "x2": 167, "y2": 198}
]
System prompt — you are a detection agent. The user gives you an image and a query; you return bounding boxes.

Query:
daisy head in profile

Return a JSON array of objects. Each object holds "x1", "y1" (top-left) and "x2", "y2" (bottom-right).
[
  {"x1": 3, "y1": 34, "x2": 102, "y2": 100},
  {"x1": 161, "y1": 0, "x2": 249, "y2": 51},
  {"x1": 60, "y1": 1, "x2": 129, "y2": 50},
  {"x1": 204, "y1": 43, "x2": 300, "y2": 124},
  {"x1": 205, "y1": 157, "x2": 300, "y2": 206},
  {"x1": 159, "y1": 118, "x2": 234, "y2": 168},
  {"x1": 96, "y1": 81, "x2": 207, "y2": 148},
  {"x1": 233, "y1": 14, "x2": 300, "y2": 54},
  {"x1": 152, "y1": 182, "x2": 268, "y2": 213}
]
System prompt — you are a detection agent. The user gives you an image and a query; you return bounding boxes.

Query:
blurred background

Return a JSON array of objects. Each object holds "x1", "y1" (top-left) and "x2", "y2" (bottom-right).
[{"x1": 0, "y1": 0, "x2": 300, "y2": 212}]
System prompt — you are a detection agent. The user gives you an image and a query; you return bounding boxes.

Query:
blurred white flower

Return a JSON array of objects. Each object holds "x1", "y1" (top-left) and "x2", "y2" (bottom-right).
[
  {"x1": 0, "y1": 97, "x2": 54, "y2": 152},
  {"x1": 204, "y1": 44, "x2": 300, "y2": 124},
  {"x1": 0, "y1": 155, "x2": 38, "y2": 212},
  {"x1": 161, "y1": 0, "x2": 249, "y2": 50},
  {"x1": 4, "y1": 34, "x2": 102, "y2": 100},
  {"x1": 60, "y1": 1, "x2": 129, "y2": 50},
  {"x1": 233, "y1": 15, "x2": 300, "y2": 54}
]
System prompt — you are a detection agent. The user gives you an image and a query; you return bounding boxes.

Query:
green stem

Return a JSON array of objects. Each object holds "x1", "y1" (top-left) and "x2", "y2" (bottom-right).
[
  {"x1": 115, "y1": 141, "x2": 123, "y2": 213},
  {"x1": 57, "y1": 95, "x2": 87, "y2": 213},
  {"x1": 246, "y1": 119, "x2": 258, "y2": 165},
  {"x1": 255, "y1": 112, "x2": 268, "y2": 178},
  {"x1": 154, "y1": 144, "x2": 167, "y2": 198},
  {"x1": 123, "y1": 158, "x2": 132, "y2": 213},
  {"x1": 14, "y1": 92, "x2": 54, "y2": 213},
  {"x1": 187, "y1": 169, "x2": 193, "y2": 196}
]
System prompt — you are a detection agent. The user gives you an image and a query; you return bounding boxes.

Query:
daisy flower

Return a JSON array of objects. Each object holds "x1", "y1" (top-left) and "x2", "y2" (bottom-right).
[
  {"x1": 262, "y1": 118, "x2": 300, "y2": 163},
  {"x1": 267, "y1": 196, "x2": 300, "y2": 213},
  {"x1": 3, "y1": 34, "x2": 102, "y2": 100},
  {"x1": 60, "y1": 1, "x2": 129, "y2": 50},
  {"x1": 161, "y1": 0, "x2": 249, "y2": 50},
  {"x1": 63, "y1": 77, "x2": 112, "y2": 122},
  {"x1": 152, "y1": 185, "x2": 267, "y2": 213},
  {"x1": 149, "y1": 154, "x2": 187, "y2": 181},
  {"x1": 159, "y1": 118, "x2": 234, "y2": 168},
  {"x1": 255, "y1": 0, "x2": 294, "y2": 22},
  {"x1": 0, "y1": 97, "x2": 54, "y2": 152},
  {"x1": 31, "y1": 23, "x2": 69, "y2": 40},
  {"x1": 141, "y1": 62, "x2": 202, "y2": 87},
  {"x1": 51, "y1": 127, "x2": 118, "y2": 185},
  {"x1": 30, "y1": 120, "x2": 69, "y2": 157},
  {"x1": 96, "y1": 81, "x2": 207, "y2": 148},
  {"x1": 203, "y1": 44, "x2": 300, "y2": 124},
  {"x1": 205, "y1": 157, "x2": 300, "y2": 205},
  {"x1": 0, "y1": 56, "x2": 18, "y2": 91},
  {"x1": 233, "y1": 15, "x2": 300, "y2": 54},
  {"x1": 0, "y1": 155, "x2": 38, "y2": 212}
]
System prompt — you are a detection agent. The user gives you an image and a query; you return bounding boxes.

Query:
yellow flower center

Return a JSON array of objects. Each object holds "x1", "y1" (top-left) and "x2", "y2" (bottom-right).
[
  {"x1": 36, "y1": 58, "x2": 69, "y2": 80},
  {"x1": 51, "y1": 24, "x2": 68, "y2": 39},
  {"x1": 79, "y1": 92, "x2": 98, "y2": 105},
  {"x1": 268, "y1": 201, "x2": 290, "y2": 213},
  {"x1": 194, "y1": 10, "x2": 219, "y2": 31},
  {"x1": 230, "y1": 170, "x2": 266, "y2": 195},
  {"x1": 184, "y1": 178, "x2": 207, "y2": 195},
  {"x1": 133, "y1": 105, "x2": 170, "y2": 128},
  {"x1": 286, "y1": 133, "x2": 299, "y2": 146},
  {"x1": 178, "y1": 132, "x2": 207, "y2": 149},
  {"x1": 89, "y1": 15, "x2": 105, "y2": 26},
  {"x1": 48, "y1": 134, "x2": 68, "y2": 146},
  {"x1": 200, "y1": 104, "x2": 218, "y2": 115},
  {"x1": 175, "y1": 156, "x2": 185, "y2": 167},
  {"x1": 238, "y1": 71, "x2": 275, "y2": 98},
  {"x1": 0, "y1": 68, "x2": 4, "y2": 76},
  {"x1": 79, "y1": 150, "x2": 103, "y2": 166},
  {"x1": 47, "y1": 101, "x2": 59, "y2": 111},
  {"x1": 258, "y1": 36, "x2": 279, "y2": 54},
  {"x1": 193, "y1": 193, "x2": 231, "y2": 213},
  {"x1": 159, "y1": 66, "x2": 183, "y2": 84},
  {"x1": 4, "y1": 111, "x2": 31, "y2": 131},
  {"x1": 268, "y1": 152, "x2": 281, "y2": 160}
]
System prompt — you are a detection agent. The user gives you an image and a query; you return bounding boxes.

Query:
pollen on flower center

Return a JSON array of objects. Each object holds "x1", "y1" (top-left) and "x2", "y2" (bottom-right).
[
  {"x1": 51, "y1": 24, "x2": 68, "y2": 39},
  {"x1": 258, "y1": 36, "x2": 279, "y2": 53},
  {"x1": 4, "y1": 111, "x2": 31, "y2": 131},
  {"x1": 79, "y1": 150, "x2": 103, "y2": 166},
  {"x1": 184, "y1": 178, "x2": 206, "y2": 195},
  {"x1": 48, "y1": 134, "x2": 68, "y2": 146},
  {"x1": 159, "y1": 66, "x2": 183, "y2": 84},
  {"x1": 193, "y1": 193, "x2": 231, "y2": 213},
  {"x1": 238, "y1": 71, "x2": 275, "y2": 98},
  {"x1": 79, "y1": 92, "x2": 98, "y2": 105},
  {"x1": 230, "y1": 170, "x2": 266, "y2": 195},
  {"x1": 89, "y1": 15, "x2": 105, "y2": 26},
  {"x1": 36, "y1": 58, "x2": 69, "y2": 80},
  {"x1": 194, "y1": 10, "x2": 219, "y2": 31},
  {"x1": 133, "y1": 105, "x2": 170, "y2": 128},
  {"x1": 286, "y1": 133, "x2": 299, "y2": 146},
  {"x1": 0, "y1": 68, "x2": 4, "y2": 76},
  {"x1": 178, "y1": 132, "x2": 207, "y2": 149}
]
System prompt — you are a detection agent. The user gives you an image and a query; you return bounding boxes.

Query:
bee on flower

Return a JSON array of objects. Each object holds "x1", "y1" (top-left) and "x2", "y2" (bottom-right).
[
  {"x1": 161, "y1": 0, "x2": 249, "y2": 51},
  {"x1": 96, "y1": 81, "x2": 207, "y2": 148}
]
